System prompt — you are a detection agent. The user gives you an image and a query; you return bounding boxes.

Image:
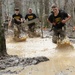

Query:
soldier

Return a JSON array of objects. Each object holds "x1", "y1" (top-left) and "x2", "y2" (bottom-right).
[
  {"x1": 25, "y1": 8, "x2": 39, "y2": 38},
  {"x1": 47, "y1": 4, "x2": 71, "y2": 44},
  {"x1": 9, "y1": 8, "x2": 25, "y2": 40}
]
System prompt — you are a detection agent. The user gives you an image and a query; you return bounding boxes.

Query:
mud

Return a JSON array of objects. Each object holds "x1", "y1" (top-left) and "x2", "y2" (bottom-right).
[
  {"x1": 2, "y1": 29, "x2": 75, "y2": 75},
  {"x1": 0, "y1": 56, "x2": 49, "y2": 74},
  {"x1": 56, "y1": 36, "x2": 74, "y2": 50},
  {"x1": 56, "y1": 43, "x2": 74, "y2": 50}
]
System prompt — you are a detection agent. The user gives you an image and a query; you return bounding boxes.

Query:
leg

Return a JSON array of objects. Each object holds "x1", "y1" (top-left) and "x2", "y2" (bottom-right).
[
  {"x1": 59, "y1": 29, "x2": 66, "y2": 41},
  {"x1": 52, "y1": 30, "x2": 59, "y2": 44},
  {"x1": 20, "y1": 23, "x2": 26, "y2": 32},
  {"x1": 14, "y1": 24, "x2": 21, "y2": 38},
  {"x1": 29, "y1": 24, "x2": 35, "y2": 32},
  {"x1": 28, "y1": 24, "x2": 35, "y2": 37}
]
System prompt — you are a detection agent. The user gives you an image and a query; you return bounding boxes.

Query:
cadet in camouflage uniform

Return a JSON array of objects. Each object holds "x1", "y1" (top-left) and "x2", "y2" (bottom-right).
[
  {"x1": 25, "y1": 8, "x2": 38, "y2": 38},
  {"x1": 47, "y1": 4, "x2": 71, "y2": 44},
  {"x1": 9, "y1": 8, "x2": 25, "y2": 39}
]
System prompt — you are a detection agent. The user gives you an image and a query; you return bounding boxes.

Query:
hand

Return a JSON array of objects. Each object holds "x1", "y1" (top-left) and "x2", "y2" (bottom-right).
[
  {"x1": 73, "y1": 26, "x2": 75, "y2": 31},
  {"x1": 16, "y1": 19, "x2": 20, "y2": 22},
  {"x1": 52, "y1": 22, "x2": 56, "y2": 25},
  {"x1": 8, "y1": 21, "x2": 11, "y2": 27},
  {"x1": 61, "y1": 20, "x2": 66, "y2": 24}
]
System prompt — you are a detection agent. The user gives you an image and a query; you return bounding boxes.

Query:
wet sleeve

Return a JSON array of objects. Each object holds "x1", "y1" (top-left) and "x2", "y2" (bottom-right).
[
  {"x1": 12, "y1": 15, "x2": 15, "y2": 23},
  {"x1": 25, "y1": 15, "x2": 27, "y2": 20},
  {"x1": 20, "y1": 14, "x2": 23, "y2": 18},
  {"x1": 12, "y1": 14, "x2": 14, "y2": 18},
  {"x1": 33, "y1": 14, "x2": 37, "y2": 18},
  {"x1": 48, "y1": 14, "x2": 53, "y2": 23},
  {"x1": 63, "y1": 11, "x2": 68, "y2": 18}
]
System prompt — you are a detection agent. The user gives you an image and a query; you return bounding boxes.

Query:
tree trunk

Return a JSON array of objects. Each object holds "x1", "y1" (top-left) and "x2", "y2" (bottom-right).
[
  {"x1": 39, "y1": 0, "x2": 44, "y2": 26},
  {"x1": 14, "y1": 0, "x2": 22, "y2": 13},
  {"x1": 0, "y1": 0, "x2": 8, "y2": 57},
  {"x1": 44, "y1": 0, "x2": 49, "y2": 28}
]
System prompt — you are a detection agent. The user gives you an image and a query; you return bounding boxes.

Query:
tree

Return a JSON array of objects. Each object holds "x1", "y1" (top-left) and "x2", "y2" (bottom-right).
[
  {"x1": 39, "y1": 0, "x2": 44, "y2": 26},
  {"x1": 44, "y1": 0, "x2": 49, "y2": 28},
  {"x1": 14, "y1": 0, "x2": 22, "y2": 13},
  {"x1": 0, "y1": 0, "x2": 8, "y2": 57}
]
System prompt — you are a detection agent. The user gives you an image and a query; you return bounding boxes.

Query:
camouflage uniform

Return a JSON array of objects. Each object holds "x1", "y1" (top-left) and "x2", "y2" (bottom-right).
[
  {"x1": 52, "y1": 28, "x2": 66, "y2": 43},
  {"x1": 48, "y1": 9, "x2": 69, "y2": 44},
  {"x1": 25, "y1": 11, "x2": 38, "y2": 37},
  {"x1": 12, "y1": 9, "x2": 23, "y2": 39},
  {"x1": 27, "y1": 24, "x2": 36, "y2": 37},
  {"x1": 13, "y1": 23, "x2": 25, "y2": 38}
]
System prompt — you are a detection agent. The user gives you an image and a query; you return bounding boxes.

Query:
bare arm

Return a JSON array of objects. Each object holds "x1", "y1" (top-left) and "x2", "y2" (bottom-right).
[
  {"x1": 8, "y1": 18, "x2": 12, "y2": 27},
  {"x1": 62, "y1": 14, "x2": 71, "y2": 24},
  {"x1": 21, "y1": 18, "x2": 24, "y2": 22}
]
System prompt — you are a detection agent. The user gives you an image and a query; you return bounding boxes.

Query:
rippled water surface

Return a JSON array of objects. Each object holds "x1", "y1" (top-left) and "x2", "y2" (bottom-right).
[{"x1": 2, "y1": 33, "x2": 75, "y2": 75}]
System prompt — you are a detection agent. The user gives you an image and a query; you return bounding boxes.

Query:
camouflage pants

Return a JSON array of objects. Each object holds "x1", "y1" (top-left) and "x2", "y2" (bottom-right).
[
  {"x1": 28, "y1": 24, "x2": 35, "y2": 32},
  {"x1": 28, "y1": 24, "x2": 36, "y2": 37},
  {"x1": 4, "y1": 23, "x2": 8, "y2": 31},
  {"x1": 13, "y1": 23, "x2": 25, "y2": 38},
  {"x1": 52, "y1": 28, "x2": 66, "y2": 44}
]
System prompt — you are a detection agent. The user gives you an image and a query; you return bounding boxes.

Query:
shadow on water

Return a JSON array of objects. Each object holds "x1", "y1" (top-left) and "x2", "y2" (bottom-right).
[{"x1": 0, "y1": 56, "x2": 49, "y2": 74}]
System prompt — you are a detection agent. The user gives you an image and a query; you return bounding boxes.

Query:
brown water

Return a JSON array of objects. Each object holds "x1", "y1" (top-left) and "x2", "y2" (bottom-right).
[{"x1": 3, "y1": 37, "x2": 75, "y2": 75}]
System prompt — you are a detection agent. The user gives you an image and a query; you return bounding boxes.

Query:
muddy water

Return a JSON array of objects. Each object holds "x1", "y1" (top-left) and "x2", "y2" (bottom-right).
[
  {"x1": 3, "y1": 37, "x2": 75, "y2": 75},
  {"x1": 6, "y1": 37, "x2": 57, "y2": 58}
]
